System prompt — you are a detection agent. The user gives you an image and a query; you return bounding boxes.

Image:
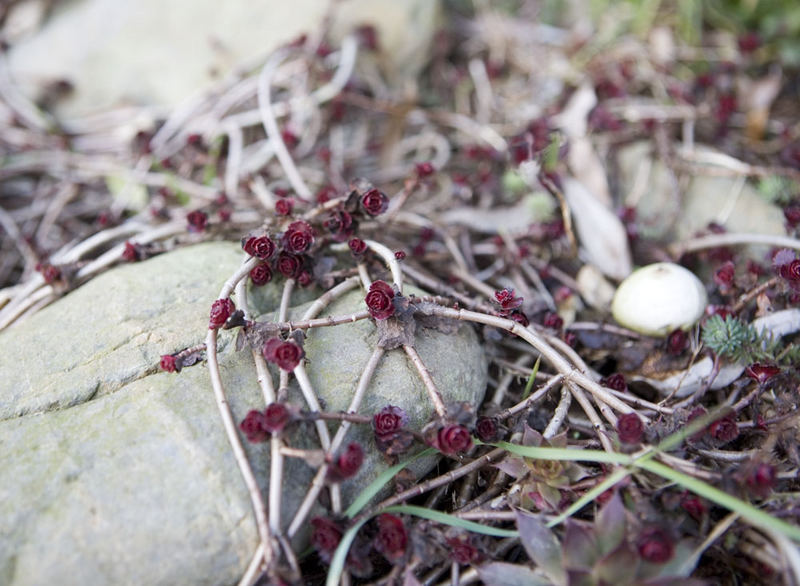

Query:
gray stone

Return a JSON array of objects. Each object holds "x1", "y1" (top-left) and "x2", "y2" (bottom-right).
[
  {"x1": 7, "y1": 0, "x2": 440, "y2": 119},
  {"x1": 616, "y1": 141, "x2": 785, "y2": 243},
  {"x1": 0, "y1": 242, "x2": 487, "y2": 586}
]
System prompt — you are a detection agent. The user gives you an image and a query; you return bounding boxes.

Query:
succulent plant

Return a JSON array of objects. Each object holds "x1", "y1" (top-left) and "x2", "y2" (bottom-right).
[{"x1": 478, "y1": 492, "x2": 707, "y2": 586}]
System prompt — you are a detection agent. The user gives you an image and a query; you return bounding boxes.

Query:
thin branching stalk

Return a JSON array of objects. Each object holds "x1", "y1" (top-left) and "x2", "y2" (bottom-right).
[
  {"x1": 543, "y1": 385, "x2": 572, "y2": 439},
  {"x1": 404, "y1": 344, "x2": 448, "y2": 418},
  {"x1": 257, "y1": 49, "x2": 313, "y2": 201},
  {"x1": 288, "y1": 347, "x2": 385, "y2": 538}
]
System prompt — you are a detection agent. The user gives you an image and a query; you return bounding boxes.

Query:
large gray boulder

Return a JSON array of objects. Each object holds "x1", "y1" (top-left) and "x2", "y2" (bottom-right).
[{"x1": 0, "y1": 242, "x2": 487, "y2": 586}]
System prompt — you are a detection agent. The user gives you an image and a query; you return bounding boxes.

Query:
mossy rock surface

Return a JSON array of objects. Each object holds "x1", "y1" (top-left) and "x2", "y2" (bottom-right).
[{"x1": 0, "y1": 242, "x2": 487, "y2": 586}]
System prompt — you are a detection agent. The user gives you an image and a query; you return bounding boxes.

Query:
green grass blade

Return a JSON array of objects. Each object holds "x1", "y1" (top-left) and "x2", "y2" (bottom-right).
[
  {"x1": 637, "y1": 459, "x2": 800, "y2": 542},
  {"x1": 522, "y1": 356, "x2": 541, "y2": 400},
  {"x1": 383, "y1": 504, "x2": 519, "y2": 537},
  {"x1": 344, "y1": 448, "x2": 436, "y2": 518},
  {"x1": 325, "y1": 516, "x2": 370, "y2": 586},
  {"x1": 547, "y1": 466, "x2": 631, "y2": 527},
  {"x1": 497, "y1": 442, "x2": 631, "y2": 465}
]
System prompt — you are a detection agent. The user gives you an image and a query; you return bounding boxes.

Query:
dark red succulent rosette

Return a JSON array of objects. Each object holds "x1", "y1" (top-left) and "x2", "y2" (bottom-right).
[
  {"x1": 186, "y1": 209, "x2": 208, "y2": 232},
  {"x1": 263, "y1": 338, "x2": 305, "y2": 371},
  {"x1": 708, "y1": 414, "x2": 739, "y2": 444},
  {"x1": 372, "y1": 405, "x2": 408, "y2": 437},
  {"x1": 493, "y1": 288, "x2": 523, "y2": 314},
  {"x1": 239, "y1": 410, "x2": 269, "y2": 443},
  {"x1": 636, "y1": 527, "x2": 674, "y2": 563},
  {"x1": 262, "y1": 403, "x2": 291, "y2": 433},
  {"x1": 281, "y1": 220, "x2": 315, "y2": 254},
  {"x1": 601, "y1": 373, "x2": 627, "y2": 392},
  {"x1": 324, "y1": 209, "x2": 355, "y2": 241},
  {"x1": 666, "y1": 328, "x2": 689, "y2": 355},
  {"x1": 446, "y1": 536, "x2": 481, "y2": 565},
  {"x1": 209, "y1": 298, "x2": 235, "y2": 329},
  {"x1": 475, "y1": 416, "x2": 501, "y2": 442},
  {"x1": 374, "y1": 514, "x2": 408, "y2": 562},
  {"x1": 415, "y1": 161, "x2": 435, "y2": 178},
  {"x1": 616, "y1": 413, "x2": 644, "y2": 444},
  {"x1": 348, "y1": 237, "x2": 367, "y2": 256},
  {"x1": 249, "y1": 262, "x2": 272, "y2": 286},
  {"x1": 276, "y1": 252, "x2": 304, "y2": 279},
  {"x1": 433, "y1": 423, "x2": 473, "y2": 455},
  {"x1": 745, "y1": 362, "x2": 781, "y2": 384},
  {"x1": 744, "y1": 461, "x2": 776, "y2": 498},
  {"x1": 365, "y1": 280, "x2": 395, "y2": 319},
  {"x1": 310, "y1": 517, "x2": 343, "y2": 563},
  {"x1": 122, "y1": 241, "x2": 142, "y2": 262},
  {"x1": 274, "y1": 198, "x2": 294, "y2": 216},
  {"x1": 242, "y1": 234, "x2": 276, "y2": 260},
  {"x1": 328, "y1": 442, "x2": 364, "y2": 482},
  {"x1": 160, "y1": 354, "x2": 177, "y2": 373},
  {"x1": 360, "y1": 188, "x2": 389, "y2": 216}
]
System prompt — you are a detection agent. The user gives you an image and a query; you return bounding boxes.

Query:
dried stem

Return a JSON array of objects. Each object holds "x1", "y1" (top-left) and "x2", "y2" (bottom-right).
[{"x1": 403, "y1": 344, "x2": 448, "y2": 419}]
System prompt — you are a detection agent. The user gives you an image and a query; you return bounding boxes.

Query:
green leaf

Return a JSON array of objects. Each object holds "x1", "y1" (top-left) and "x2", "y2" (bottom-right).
[
  {"x1": 383, "y1": 505, "x2": 519, "y2": 537},
  {"x1": 522, "y1": 356, "x2": 541, "y2": 400},
  {"x1": 325, "y1": 516, "x2": 369, "y2": 586},
  {"x1": 344, "y1": 448, "x2": 436, "y2": 518},
  {"x1": 496, "y1": 442, "x2": 631, "y2": 465},
  {"x1": 477, "y1": 562, "x2": 554, "y2": 586},
  {"x1": 516, "y1": 510, "x2": 566, "y2": 583}
]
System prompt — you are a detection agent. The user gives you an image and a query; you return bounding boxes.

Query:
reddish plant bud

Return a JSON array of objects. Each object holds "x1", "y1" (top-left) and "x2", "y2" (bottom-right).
[
  {"x1": 616, "y1": 413, "x2": 644, "y2": 444},
  {"x1": 601, "y1": 373, "x2": 627, "y2": 392},
  {"x1": 681, "y1": 495, "x2": 706, "y2": 521},
  {"x1": 263, "y1": 338, "x2": 305, "y2": 371},
  {"x1": 242, "y1": 235, "x2": 276, "y2": 260},
  {"x1": 356, "y1": 24, "x2": 379, "y2": 51},
  {"x1": 745, "y1": 363, "x2": 781, "y2": 384},
  {"x1": 262, "y1": 403, "x2": 290, "y2": 433},
  {"x1": 542, "y1": 312, "x2": 563, "y2": 330},
  {"x1": 374, "y1": 514, "x2": 407, "y2": 562},
  {"x1": 784, "y1": 205, "x2": 800, "y2": 228},
  {"x1": 297, "y1": 271, "x2": 313, "y2": 288},
  {"x1": 738, "y1": 32, "x2": 761, "y2": 53},
  {"x1": 434, "y1": 423, "x2": 473, "y2": 455},
  {"x1": 186, "y1": 210, "x2": 208, "y2": 233},
  {"x1": 708, "y1": 414, "x2": 739, "y2": 444},
  {"x1": 415, "y1": 161, "x2": 435, "y2": 177},
  {"x1": 637, "y1": 527, "x2": 674, "y2": 563},
  {"x1": 348, "y1": 238, "x2": 367, "y2": 255},
  {"x1": 666, "y1": 329, "x2": 689, "y2": 355},
  {"x1": 745, "y1": 462, "x2": 776, "y2": 498},
  {"x1": 365, "y1": 280, "x2": 395, "y2": 320},
  {"x1": 329, "y1": 442, "x2": 364, "y2": 481},
  {"x1": 209, "y1": 298, "x2": 235, "y2": 329},
  {"x1": 316, "y1": 185, "x2": 337, "y2": 203},
  {"x1": 275, "y1": 199, "x2": 293, "y2": 216},
  {"x1": 714, "y1": 260, "x2": 736, "y2": 290},
  {"x1": 281, "y1": 129, "x2": 299, "y2": 150},
  {"x1": 249, "y1": 263, "x2": 272, "y2": 286},
  {"x1": 239, "y1": 410, "x2": 269, "y2": 443},
  {"x1": 394, "y1": 250, "x2": 406, "y2": 260},
  {"x1": 37, "y1": 263, "x2": 61, "y2": 284},
  {"x1": 361, "y1": 188, "x2": 389, "y2": 216},
  {"x1": 122, "y1": 241, "x2": 141, "y2": 262},
  {"x1": 687, "y1": 406, "x2": 709, "y2": 441},
  {"x1": 218, "y1": 207, "x2": 232, "y2": 222},
  {"x1": 311, "y1": 517, "x2": 342, "y2": 564},
  {"x1": 510, "y1": 310, "x2": 530, "y2": 327},
  {"x1": 324, "y1": 210, "x2": 355, "y2": 241},
  {"x1": 494, "y1": 288, "x2": 523, "y2": 314},
  {"x1": 282, "y1": 220, "x2": 315, "y2": 254},
  {"x1": 276, "y1": 252, "x2": 303, "y2": 278},
  {"x1": 372, "y1": 405, "x2": 408, "y2": 437},
  {"x1": 447, "y1": 536, "x2": 480, "y2": 565},
  {"x1": 160, "y1": 354, "x2": 177, "y2": 373},
  {"x1": 475, "y1": 416, "x2": 501, "y2": 442}
]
